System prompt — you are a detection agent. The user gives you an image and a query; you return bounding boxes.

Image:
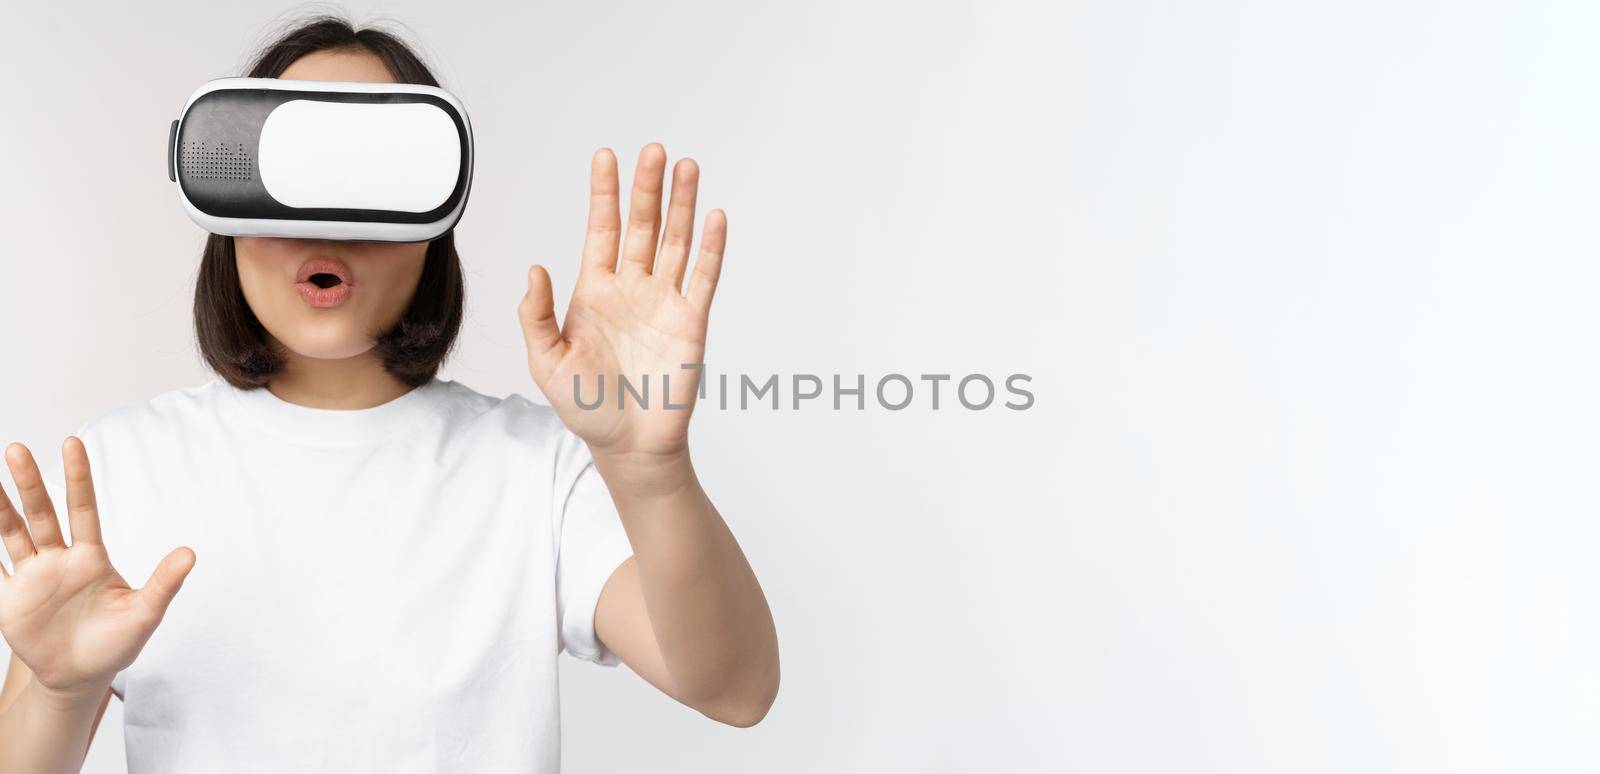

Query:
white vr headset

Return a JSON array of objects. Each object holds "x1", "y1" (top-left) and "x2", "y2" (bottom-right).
[{"x1": 168, "y1": 77, "x2": 474, "y2": 242}]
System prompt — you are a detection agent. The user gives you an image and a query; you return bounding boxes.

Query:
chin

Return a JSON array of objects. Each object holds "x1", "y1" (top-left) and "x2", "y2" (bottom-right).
[{"x1": 277, "y1": 322, "x2": 376, "y2": 361}]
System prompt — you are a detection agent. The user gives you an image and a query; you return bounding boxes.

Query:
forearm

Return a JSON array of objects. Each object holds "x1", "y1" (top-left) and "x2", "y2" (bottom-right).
[
  {"x1": 592, "y1": 449, "x2": 779, "y2": 720},
  {"x1": 0, "y1": 676, "x2": 106, "y2": 774}
]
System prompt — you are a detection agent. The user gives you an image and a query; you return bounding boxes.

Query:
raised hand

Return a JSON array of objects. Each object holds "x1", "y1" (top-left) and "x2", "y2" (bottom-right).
[
  {"x1": 518, "y1": 144, "x2": 727, "y2": 461},
  {"x1": 0, "y1": 438, "x2": 195, "y2": 700}
]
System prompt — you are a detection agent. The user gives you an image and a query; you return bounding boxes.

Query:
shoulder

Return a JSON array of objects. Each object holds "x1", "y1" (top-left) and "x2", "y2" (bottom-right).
[
  {"x1": 74, "y1": 379, "x2": 231, "y2": 443},
  {"x1": 433, "y1": 379, "x2": 565, "y2": 435},
  {"x1": 39, "y1": 381, "x2": 233, "y2": 500},
  {"x1": 428, "y1": 379, "x2": 592, "y2": 463}
]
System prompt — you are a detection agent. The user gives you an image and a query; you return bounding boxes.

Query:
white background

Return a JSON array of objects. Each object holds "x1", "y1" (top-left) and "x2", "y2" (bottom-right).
[{"x1": 2, "y1": 1, "x2": 1597, "y2": 771}]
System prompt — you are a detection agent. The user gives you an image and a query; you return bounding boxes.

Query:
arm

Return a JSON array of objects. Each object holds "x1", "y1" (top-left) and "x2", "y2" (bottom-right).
[
  {"x1": 518, "y1": 145, "x2": 779, "y2": 726},
  {"x1": 0, "y1": 438, "x2": 195, "y2": 772},
  {"x1": 0, "y1": 653, "x2": 114, "y2": 774},
  {"x1": 592, "y1": 452, "x2": 779, "y2": 726}
]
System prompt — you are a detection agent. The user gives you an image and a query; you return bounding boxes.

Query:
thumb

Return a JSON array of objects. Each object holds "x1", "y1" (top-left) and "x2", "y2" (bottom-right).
[
  {"x1": 518, "y1": 264, "x2": 569, "y2": 384},
  {"x1": 136, "y1": 546, "x2": 195, "y2": 618}
]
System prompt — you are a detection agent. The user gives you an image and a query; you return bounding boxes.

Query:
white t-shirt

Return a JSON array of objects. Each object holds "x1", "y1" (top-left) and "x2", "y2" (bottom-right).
[{"x1": 31, "y1": 377, "x2": 635, "y2": 773}]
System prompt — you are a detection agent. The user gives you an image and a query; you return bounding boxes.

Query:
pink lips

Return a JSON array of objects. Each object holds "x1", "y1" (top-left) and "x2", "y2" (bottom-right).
[{"x1": 294, "y1": 256, "x2": 355, "y2": 308}]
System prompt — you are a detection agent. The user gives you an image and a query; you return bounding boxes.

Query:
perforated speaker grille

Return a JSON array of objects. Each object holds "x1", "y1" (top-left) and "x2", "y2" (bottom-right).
[{"x1": 180, "y1": 141, "x2": 252, "y2": 181}]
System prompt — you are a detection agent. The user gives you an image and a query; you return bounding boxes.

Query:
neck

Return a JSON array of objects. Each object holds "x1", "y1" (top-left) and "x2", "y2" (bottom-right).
[{"x1": 265, "y1": 347, "x2": 417, "y2": 410}]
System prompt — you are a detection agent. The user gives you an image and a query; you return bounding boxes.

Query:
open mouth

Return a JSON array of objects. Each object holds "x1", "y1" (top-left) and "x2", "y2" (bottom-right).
[
  {"x1": 295, "y1": 256, "x2": 354, "y2": 286},
  {"x1": 295, "y1": 256, "x2": 355, "y2": 308}
]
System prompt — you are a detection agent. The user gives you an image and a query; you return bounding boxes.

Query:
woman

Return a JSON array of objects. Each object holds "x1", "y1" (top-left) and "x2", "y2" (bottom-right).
[{"x1": 0, "y1": 16, "x2": 779, "y2": 774}]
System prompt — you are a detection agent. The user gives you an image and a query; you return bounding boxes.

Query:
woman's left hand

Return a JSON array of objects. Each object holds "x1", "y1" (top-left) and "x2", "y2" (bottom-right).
[
  {"x1": 518, "y1": 147, "x2": 779, "y2": 725},
  {"x1": 517, "y1": 144, "x2": 726, "y2": 464}
]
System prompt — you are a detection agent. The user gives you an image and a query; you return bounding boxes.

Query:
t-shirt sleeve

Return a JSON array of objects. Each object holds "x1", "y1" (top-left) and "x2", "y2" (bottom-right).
[{"x1": 551, "y1": 429, "x2": 635, "y2": 667}]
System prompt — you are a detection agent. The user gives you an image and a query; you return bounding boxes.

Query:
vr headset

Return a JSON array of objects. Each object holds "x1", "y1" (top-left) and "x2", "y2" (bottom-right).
[{"x1": 168, "y1": 78, "x2": 473, "y2": 242}]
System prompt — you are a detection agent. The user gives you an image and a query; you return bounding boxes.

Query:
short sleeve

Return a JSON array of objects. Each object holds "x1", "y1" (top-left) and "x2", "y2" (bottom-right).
[{"x1": 552, "y1": 432, "x2": 635, "y2": 666}]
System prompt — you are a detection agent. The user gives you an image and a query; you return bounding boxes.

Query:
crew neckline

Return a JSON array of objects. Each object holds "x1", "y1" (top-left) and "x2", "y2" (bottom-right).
[{"x1": 222, "y1": 377, "x2": 448, "y2": 447}]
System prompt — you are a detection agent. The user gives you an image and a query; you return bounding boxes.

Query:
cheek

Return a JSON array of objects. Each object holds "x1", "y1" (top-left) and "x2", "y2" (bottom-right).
[
  {"x1": 368, "y1": 249, "x2": 429, "y2": 306},
  {"x1": 234, "y1": 247, "x2": 281, "y2": 309}
]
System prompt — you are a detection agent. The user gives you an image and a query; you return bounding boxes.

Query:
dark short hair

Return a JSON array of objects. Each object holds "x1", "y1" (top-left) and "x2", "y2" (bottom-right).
[{"x1": 193, "y1": 15, "x2": 465, "y2": 389}]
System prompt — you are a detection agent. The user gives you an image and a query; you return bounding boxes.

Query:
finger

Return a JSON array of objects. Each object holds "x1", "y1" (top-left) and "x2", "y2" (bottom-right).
[
  {"x1": 580, "y1": 148, "x2": 622, "y2": 275},
  {"x1": 136, "y1": 547, "x2": 196, "y2": 618},
  {"x1": 685, "y1": 209, "x2": 728, "y2": 311},
  {"x1": 618, "y1": 143, "x2": 668, "y2": 274},
  {"x1": 62, "y1": 436, "x2": 102, "y2": 546},
  {"x1": 0, "y1": 471, "x2": 35, "y2": 566},
  {"x1": 654, "y1": 158, "x2": 700, "y2": 291},
  {"x1": 518, "y1": 264, "x2": 570, "y2": 385},
  {"x1": 3, "y1": 443, "x2": 64, "y2": 550}
]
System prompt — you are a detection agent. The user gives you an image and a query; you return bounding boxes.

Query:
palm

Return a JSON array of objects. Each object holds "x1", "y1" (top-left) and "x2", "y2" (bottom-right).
[
  {"x1": 519, "y1": 145, "x2": 728, "y2": 458},
  {"x1": 1, "y1": 439, "x2": 194, "y2": 695},
  {"x1": 1, "y1": 545, "x2": 149, "y2": 690}
]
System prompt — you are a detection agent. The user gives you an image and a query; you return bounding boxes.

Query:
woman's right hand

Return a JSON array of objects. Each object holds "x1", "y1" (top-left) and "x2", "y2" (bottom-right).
[{"x1": 0, "y1": 437, "x2": 195, "y2": 702}]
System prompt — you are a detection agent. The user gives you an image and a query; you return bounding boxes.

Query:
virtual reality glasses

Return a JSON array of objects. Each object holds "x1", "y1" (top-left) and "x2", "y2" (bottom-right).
[{"x1": 168, "y1": 78, "x2": 473, "y2": 242}]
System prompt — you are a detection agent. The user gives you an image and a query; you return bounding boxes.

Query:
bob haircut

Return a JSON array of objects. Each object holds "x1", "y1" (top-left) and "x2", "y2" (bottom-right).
[{"x1": 193, "y1": 15, "x2": 466, "y2": 389}]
